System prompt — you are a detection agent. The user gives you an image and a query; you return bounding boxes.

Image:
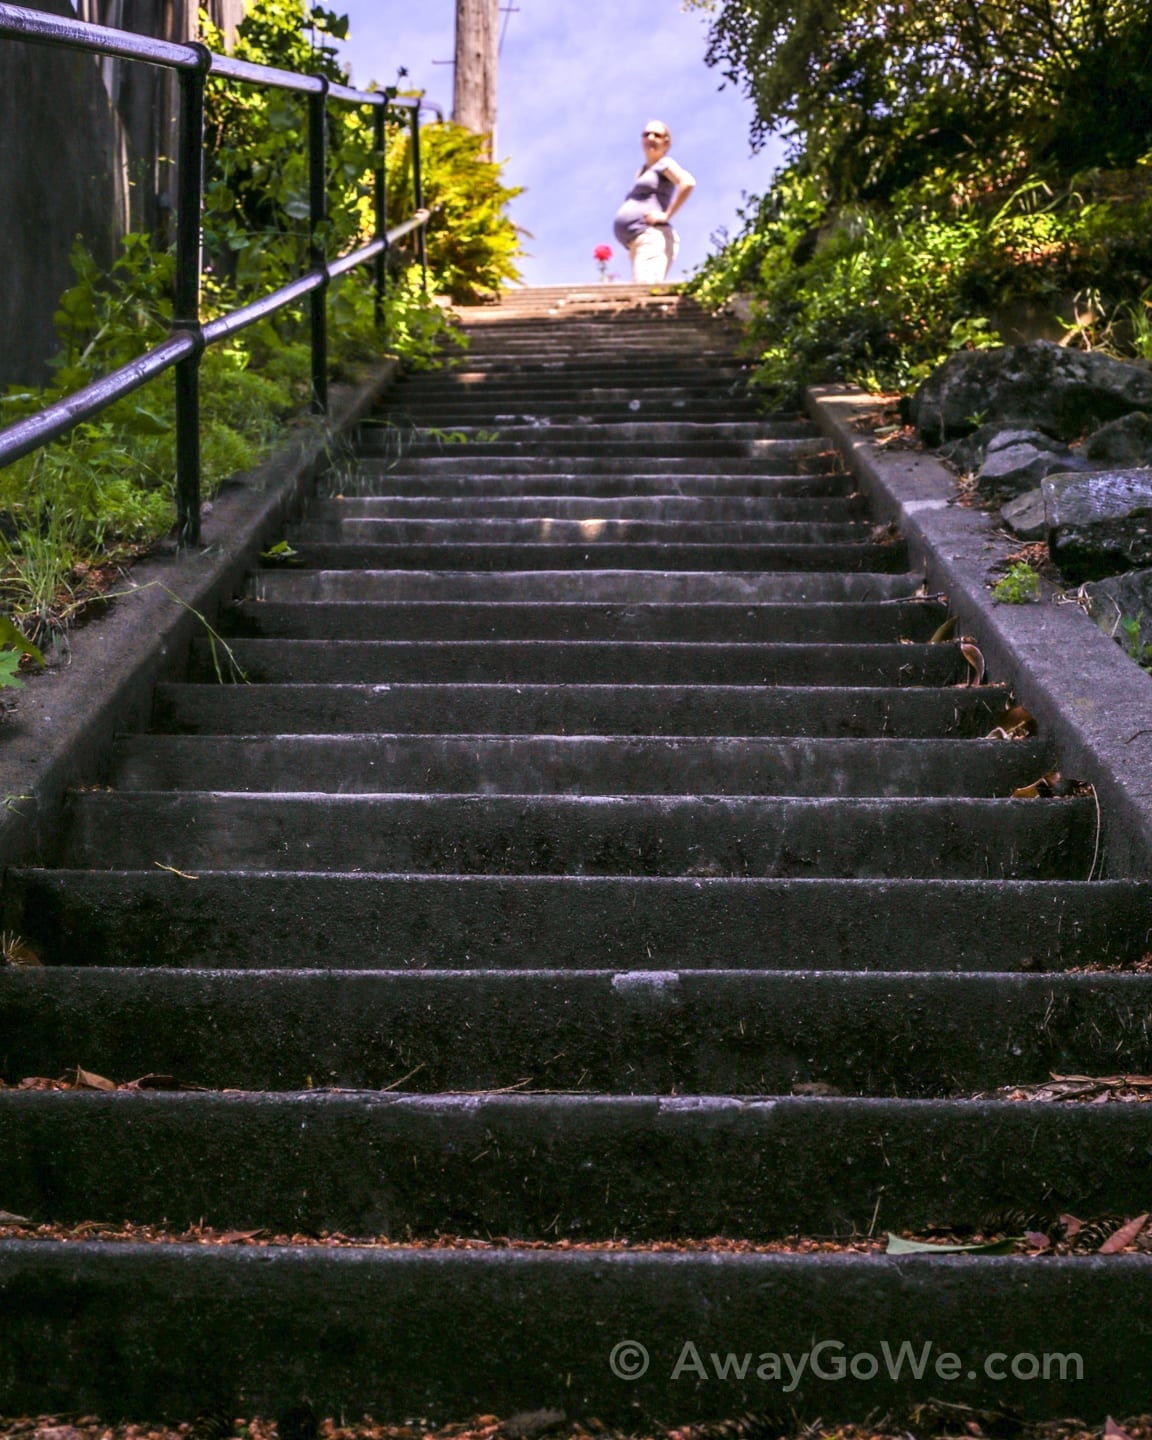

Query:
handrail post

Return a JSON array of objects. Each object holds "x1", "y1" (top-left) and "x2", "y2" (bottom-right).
[
  {"x1": 373, "y1": 102, "x2": 387, "y2": 327},
  {"x1": 309, "y1": 77, "x2": 330, "y2": 414},
  {"x1": 410, "y1": 107, "x2": 428, "y2": 293},
  {"x1": 173, "y1": 49, "x2": 209, "y2": 547}
]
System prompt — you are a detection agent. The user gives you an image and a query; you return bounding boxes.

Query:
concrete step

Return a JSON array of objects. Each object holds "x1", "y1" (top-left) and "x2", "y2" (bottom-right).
[
  {"x1": 6, "y1": 277, "x2": 1141, "y2": 1427},
  {"x1": 190, "y1": 637, "x2": 962, "y2": 685},
  {"x1": 351, "y1": 455, "x2": 839, "y2": 476},
  {"x1": 390, "y1": 381, "x2": 760, "y2": 404},
  {"x1": 108, "y1": 735, "x2": 1053, "y2": 799},
  {"x1": 247, "y1": 569, "x2": 923, "y2": 602},
  {"x1": 380, "y1": 391, "x2": 766, "y2": 408},
  {"x1": 323, "y1": 495, "x2": 865, "y2": 520},
  {"x1": 334, "y1": 472, "x2": 850, "y2": 497},
  {"x1": 9, "y1": 872, "x2": 1138, "y2": 974},
  {"x1": 56, "y1": 792, "x2": 1098, "y2": 877},
  {"x1": 366, "y1": 438, "x2": 829, "y2": 461},
  {"x1": 0, "y1": 1243, "x2": 1141, "y2": 1421},
  {"x1": 381, "y1": 408, "x2": 770, "y2": 430},
  {"x1": 361, "y1": 421, "x2": 817, "y2": 443},
  {"x1": 300, "y1": 518, "x2": 875, "y2": 547},
  {"x1": 7, "y1": 958, "x2": 1152, "y2": 1086},
  {"x1": 223, "y1": 599, "x2": 946, "y2": 643},
  {"x1": 151, "y1": 682, "x2": 1009, "y2": 738},
  {"x1": 273, "y1": 541, "x2": 909, "y2": 573},
  {"x1": 2, "y1": 1090, "x2": 1151, "y2": 1239}
]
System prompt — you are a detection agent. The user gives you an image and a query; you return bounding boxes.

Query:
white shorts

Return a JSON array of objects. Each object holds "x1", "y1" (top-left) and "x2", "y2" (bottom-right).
[{"x1": 629, "y1": 226, "x2": 679, "y2": 283}]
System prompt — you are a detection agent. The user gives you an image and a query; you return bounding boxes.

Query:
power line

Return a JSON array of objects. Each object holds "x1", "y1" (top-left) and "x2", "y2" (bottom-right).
[{"x1": 499, "y1": 3, "x2": 518, "y2": 56}]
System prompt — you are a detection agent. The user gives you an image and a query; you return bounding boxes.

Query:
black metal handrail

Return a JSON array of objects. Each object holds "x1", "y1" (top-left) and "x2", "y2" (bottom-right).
[{"x1": 0, "y1": 2, "x2": 435, "y2": 544}]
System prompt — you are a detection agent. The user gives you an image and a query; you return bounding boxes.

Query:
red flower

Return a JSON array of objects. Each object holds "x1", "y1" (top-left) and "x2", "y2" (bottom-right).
[{"x1": 593, "y1": 244, "x2": 613, "y2": 261}]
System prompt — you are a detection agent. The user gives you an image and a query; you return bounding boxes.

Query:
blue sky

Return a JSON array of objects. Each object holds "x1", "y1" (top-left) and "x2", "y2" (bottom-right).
[{"x1": 335, "y1": 0, "x2": 788, "y2": 285}]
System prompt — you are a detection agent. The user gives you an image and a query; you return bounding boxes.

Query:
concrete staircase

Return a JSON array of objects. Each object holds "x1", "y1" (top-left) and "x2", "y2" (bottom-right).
[{"x1": 4, "y1": 283, "x2": 1152, "y2": 1420}]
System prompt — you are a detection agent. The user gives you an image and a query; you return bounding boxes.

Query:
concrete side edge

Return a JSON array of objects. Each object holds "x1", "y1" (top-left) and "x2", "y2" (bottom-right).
[
  {"x1": 806, "y1": 382, "x2": 1152, "y2": 878},
  {"x1": 0, "y1": 360, "x2": 399, "y2": 869}
]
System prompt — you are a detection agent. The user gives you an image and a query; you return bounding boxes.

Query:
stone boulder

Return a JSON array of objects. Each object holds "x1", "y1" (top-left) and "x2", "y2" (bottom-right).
[
  {"x1": 1081, "y1": 569, "x2": 1152, "y2": 656},
  {"x1": 1083, "y1": 412, "x2": 1152, "y2": 466},
  {"x1": 911, "y1": 341, "x2": 1152, "y2": 445},
  {"x1": 939, "y1": 425, "x2": 1066, "y2": 474},
  {"x1": 1001, "y1": 488, "x2": 1047, "y2": 541},
  {"x1": 975, "y1": 439, "x2": 1090, "y2": 501},
  {"x1": 1044, "y1": 468, "x2": 1152, "y2": 581}
]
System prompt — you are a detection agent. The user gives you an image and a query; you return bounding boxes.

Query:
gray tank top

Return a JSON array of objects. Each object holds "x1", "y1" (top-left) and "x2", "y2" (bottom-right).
[{"x1": 613, "y1": 158, "x2": 677, "y2": 246}]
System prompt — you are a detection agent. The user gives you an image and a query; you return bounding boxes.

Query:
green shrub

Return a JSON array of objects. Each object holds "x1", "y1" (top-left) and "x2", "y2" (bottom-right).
[
  {"x1": 992, "y1": 562, "x2": 1042, "y2": 604},
  {"x1": 692, "y1": 161, "x2": 1152, "y2": 407}
]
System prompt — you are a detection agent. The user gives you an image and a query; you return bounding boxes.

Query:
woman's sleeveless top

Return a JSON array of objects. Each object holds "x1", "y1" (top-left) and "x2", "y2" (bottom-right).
[{"x1": 613, "y1": 158, "x2": 677, "y2": 246}]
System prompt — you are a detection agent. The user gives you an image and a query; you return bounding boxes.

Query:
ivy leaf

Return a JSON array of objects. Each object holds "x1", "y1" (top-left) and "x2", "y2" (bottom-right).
[
  {"x1": 0, "y1": 651, "x2": 24, "y2": 690},
  {"x1": 0, "y1": 616, "x2": 45, "y2": 666}
]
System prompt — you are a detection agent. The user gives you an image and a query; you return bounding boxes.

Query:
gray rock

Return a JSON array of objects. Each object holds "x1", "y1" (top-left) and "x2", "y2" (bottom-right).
[
  {"x1": 1081, "y1": 569, "x2": 1152, "y2": 657},
  {"x1": 1001, "y1": 488, "x2": 1048, "y2": 541},
  {"x1": 1083, "y1": 412, "x2": 1152, "y2": 466},
  {"x1": 976, "y1": 441, "x2": 1089, "y2": 500},
  {"x1": 1044, "y1": 468, "x2": 1152, "y2": 581},
  {"x1": 911, "y1": 341, "x2": 1152, "y2": 445},
  {"x1": 939, "y1": 424, "x2": 1066, "y2": 473}
]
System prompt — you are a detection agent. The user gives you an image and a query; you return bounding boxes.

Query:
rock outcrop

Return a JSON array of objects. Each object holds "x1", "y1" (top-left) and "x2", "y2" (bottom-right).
[
  {"x1": 1044, "y1": 469, "x2": 1152, "y2": 581},
  {"x1": 911, "y1": 341, "x2": 1152, "y2": 445}
]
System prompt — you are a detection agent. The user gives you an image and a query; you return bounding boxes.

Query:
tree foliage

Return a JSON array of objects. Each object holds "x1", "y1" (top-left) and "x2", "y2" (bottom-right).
[
  {"x1": 699, "y1": 0, "x2": 1152, "y2": 200},
  {"x1": 688, "y1": 0, "x2": 1152, "y2": 403}
]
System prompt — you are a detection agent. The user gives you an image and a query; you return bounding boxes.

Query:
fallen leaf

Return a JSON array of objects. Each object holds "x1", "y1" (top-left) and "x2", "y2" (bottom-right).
[
  {"x1": 960, "y1": 640, "x2": 986, "y2": 686},
  {"x1": 1, "y1": 932, "x2": 42, "y2": 966},
  {"x1": 987, "y1": 705, "x2": 1038, "y2": 740},
  {"x1": 217, "y1": 1229, "x2": 265, "y2": 1243},
  {"x1": 124, "y1": 1073, "x2": 190, "y2": 1091},
  {"x1": 1098, "y1": 1213, "x2": 1149, "y2": 1254},
  {"x1": 1060, "y1": 1213, "x2": 1083, "y2": 1237},
  {"x1": 74, "y1": 1066, "x2": 116, "y2": 1091},
  {"x1": 1106, "y1": 1419, "x2": 1136, "y2": 1440},
  {"x1": 1012, "y1": 770, "x2": 1063, "y2": 799},
  {"x1": 930, "y1": 616, "x2": 958, "y2": 644},
  {"x1": 886, "y1": 1233, "x2": 1017, "y2": 1254},
  {"x1": 0, "y1": 1209, "x2": 31, "y2": 1224}
]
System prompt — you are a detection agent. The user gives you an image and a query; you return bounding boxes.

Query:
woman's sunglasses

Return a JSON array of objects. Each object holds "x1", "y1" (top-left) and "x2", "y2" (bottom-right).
[{"x1": 642, "y1": 130, "x2": 668, "y2": 140}]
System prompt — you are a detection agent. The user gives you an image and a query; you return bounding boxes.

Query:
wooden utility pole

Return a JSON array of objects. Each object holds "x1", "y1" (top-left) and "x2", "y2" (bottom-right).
[{"x1": 453, "y1": 0, "x2": 499, "y2": 156}]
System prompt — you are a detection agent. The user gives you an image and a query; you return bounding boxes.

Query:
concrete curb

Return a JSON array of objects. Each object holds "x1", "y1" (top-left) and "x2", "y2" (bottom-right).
[
  {"x1": 807, "y1": 383, "x2": 1152, "y2": 878},
  {"x1": 0, "y1": 361, "x2": 398, "y2": 869}
]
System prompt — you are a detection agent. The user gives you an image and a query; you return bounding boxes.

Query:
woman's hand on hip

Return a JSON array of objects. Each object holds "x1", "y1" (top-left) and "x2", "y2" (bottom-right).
[{"x1": 644, "y1": 209, "x2": 669, "y2": 225}]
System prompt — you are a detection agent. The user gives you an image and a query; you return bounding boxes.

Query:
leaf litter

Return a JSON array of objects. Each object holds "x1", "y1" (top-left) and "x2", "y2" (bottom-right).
[
  {"x1": 0, "y1": 1409, "x2": 1150, "y2": 1440},
  {"x1": 3, "y1": 1214, "x2": 1152, "y2": 1257}
]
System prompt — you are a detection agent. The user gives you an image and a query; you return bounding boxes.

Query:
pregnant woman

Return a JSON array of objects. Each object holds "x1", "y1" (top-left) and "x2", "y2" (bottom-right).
[{"x1": 613, "y1": 120, "x2": 697, "y2": 283}]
